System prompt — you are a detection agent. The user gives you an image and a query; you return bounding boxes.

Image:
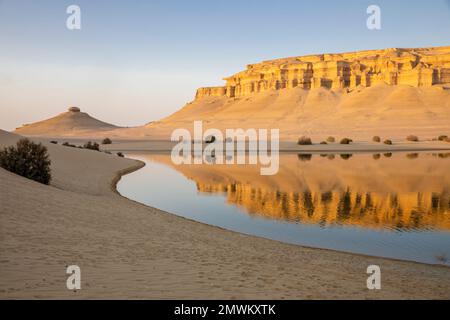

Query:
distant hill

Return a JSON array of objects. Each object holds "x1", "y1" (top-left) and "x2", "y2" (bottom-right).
[{"x1": 14, "y1": 107, "x2": 120, "y2": 137}]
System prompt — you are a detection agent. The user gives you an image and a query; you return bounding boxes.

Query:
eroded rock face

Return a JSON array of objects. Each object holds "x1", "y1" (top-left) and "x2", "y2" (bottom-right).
[{"x1": 195, "y1": 46, "x2": 450, "y2": 99}]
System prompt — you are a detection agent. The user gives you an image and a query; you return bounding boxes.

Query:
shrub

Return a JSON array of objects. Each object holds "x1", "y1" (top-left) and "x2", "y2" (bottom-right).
[
  {"x1": 340, "y1": 138, "x2": 352, "y2": 145},
  {"x1": 384, "y1": 139, "x2": 393, "y2": 145},
  {"x1": 320, "y1": 141, "x2": 328, "y2": 145},
  {"x1": 50, "y1": 141, "x2": 58, "y2": 144},
  {"x1": 117, "y1": 152, "x2": 124, "y2": 158},
  {"x1": 372, "y1": 136, "x2": 381, "y2": 143},
  {"x1": 445, "y1": 137, "x2": 450, "y2": 143},
  {"x1": 62, "y1": 142, "x2": 76, "y2": 148},
  {"x1": 102, "y1": 138, "x2": 112, "y2": 145},
  {"x1": 0, "y1": 139, "x2": 51, "y2": 185},
  {"x1": 406, "y1": 135, "x2": 419, "y2": 142},
  {"x1": 83, "y1": 141, "x2": 100, "y2": 151},
  {"x1": 438, "y1": 135, "x2": 448, "y2": 141},
  {"x1": 326, "y1": 136, "x2": 335, "y2": 143},
  {"x1": 297, "y1": 136, "x2": 312, "y2": 145}
]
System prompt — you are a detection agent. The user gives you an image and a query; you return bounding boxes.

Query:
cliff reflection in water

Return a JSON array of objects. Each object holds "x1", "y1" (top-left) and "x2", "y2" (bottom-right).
[{"x1": 151, "y1": 152, "x2": 450, "y2": 231}]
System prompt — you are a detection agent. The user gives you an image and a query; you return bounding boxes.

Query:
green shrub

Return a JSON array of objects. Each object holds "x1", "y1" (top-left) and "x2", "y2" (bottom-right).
[
  {"x1": 83, "y1": 141, "x2": 100, "y2": 151},
  {"x1": 406, "y1": 135, "x2": 419, "y2": 142},
  {"x1": 384, "y1": 139, "x2": 393, "y2": 145},
  {"x1": 102, "y1": 138, "x2": 112, "y2": 145},
  {"x1": 340, "y1": 138, "x2": 352, "y2": 145},
  {"x1": 372, "y1": 136, "x2": 381, "y2": 143},
  {"x1": 0, "y1": 139, "x2": 51, "y2": 185},
  {"x1": 297, "y1": 136, "x2": 312, "y2": 145},
  {"x1": 326, "y1": 136, "x2": 335, "y2": 143}
]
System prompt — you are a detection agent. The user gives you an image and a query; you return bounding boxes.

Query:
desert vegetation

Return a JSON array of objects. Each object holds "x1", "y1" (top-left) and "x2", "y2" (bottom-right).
[
  {"x1": 83, "y1": 141, "x2": 100, "y2": 151},
  {"x1": 297, "y1": 136, "x2": 312, "y2": 145},
  {"x1": 102, "y1": 138, "x2": 112, "y2": 145},
  {"x1": 62, "y1": 142, "x2": 77, "y2": 148},
  {"x1": 117, "y1": 152, "x2": 125, "y2": 157},
  {"x1": 0, "y1": 138, "x2": 51, "y2": 185},
  {"x1": 326, "y1": 136, "x2": 335, "y2": 143},
  {"x1": 384, "y1": 139, "x2": 393, "y2": 145},
  {"x1": 372, "y1": 136, "x2": 381, "y2": 143},
  {"x1": 406, "y1": 135, "x2": 419, "y2": 142},
  {"x1": 340, "y1": 138, "x2": 352, "y2": 145}
]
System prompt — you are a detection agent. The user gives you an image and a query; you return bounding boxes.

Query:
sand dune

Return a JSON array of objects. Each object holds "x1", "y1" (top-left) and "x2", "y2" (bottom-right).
[
  {"x1": 135, "y1": 84, "x2": 450, "y2": 141},
  {"x1": 0, "y1": 129, "x2": 449, "y2": 299},
  {"x1": 14, "y1": 107, "x2": 120, "y2": 138}
]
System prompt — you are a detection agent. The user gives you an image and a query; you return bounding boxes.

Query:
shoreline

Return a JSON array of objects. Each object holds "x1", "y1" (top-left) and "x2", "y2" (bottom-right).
[
  {"x1": 114, "y1": 157, "x2": 450, "y2": 269},
  {"x1": 1, "y1": 130, "x2": 449, "y2": 299}
]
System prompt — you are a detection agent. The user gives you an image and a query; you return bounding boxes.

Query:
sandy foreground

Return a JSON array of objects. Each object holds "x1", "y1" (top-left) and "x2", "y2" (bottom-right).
[{"x1": 0, "y1": 130, "x2": 449, "y2": 299}]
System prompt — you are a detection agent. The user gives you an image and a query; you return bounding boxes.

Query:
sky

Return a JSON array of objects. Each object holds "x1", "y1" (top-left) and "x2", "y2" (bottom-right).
[{"x1": 0, "y1": 0, "x2": 449, "y2": 131}]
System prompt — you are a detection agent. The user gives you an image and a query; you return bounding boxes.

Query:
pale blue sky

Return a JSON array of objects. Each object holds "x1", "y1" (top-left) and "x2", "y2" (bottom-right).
[{"x1": 1, "y1": 0, "x2": 449, "y2": 130}]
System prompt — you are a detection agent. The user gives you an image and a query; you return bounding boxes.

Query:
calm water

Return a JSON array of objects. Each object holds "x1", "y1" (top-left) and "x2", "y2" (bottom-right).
[{"x1": 117, "y1": 152, "x2": 450, "y2": 265}]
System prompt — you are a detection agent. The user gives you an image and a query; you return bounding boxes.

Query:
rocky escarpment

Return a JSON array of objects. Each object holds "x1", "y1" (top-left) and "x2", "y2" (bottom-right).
[{"x1": 196, "y1": 46, "x2": 450, "y2": 99}]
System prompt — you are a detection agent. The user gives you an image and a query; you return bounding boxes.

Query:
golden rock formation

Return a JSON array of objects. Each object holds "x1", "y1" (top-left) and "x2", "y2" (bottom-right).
[{"x1": 196, "y1": 46, "x2": 450, "y2": 99}]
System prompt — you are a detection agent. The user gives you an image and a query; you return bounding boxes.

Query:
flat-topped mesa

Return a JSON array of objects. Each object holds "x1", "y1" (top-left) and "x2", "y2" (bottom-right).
[{"x1": 195, "y1": 46, "x2": 450, "y2": 99}]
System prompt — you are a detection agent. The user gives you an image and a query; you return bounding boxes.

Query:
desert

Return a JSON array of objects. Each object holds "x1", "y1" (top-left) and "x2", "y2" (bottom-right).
[{"x1": 2, "y1": 45, "x2": 450, "y2": 300}]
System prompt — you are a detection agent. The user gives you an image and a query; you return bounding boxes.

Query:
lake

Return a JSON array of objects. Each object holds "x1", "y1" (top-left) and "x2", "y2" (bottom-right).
[{"x1": 117, "y1": 152, "x2": 450, "y2": 265}]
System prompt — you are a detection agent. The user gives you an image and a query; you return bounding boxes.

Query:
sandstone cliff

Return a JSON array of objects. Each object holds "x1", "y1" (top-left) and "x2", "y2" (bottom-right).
[{"x1": 196, "y1": 46, "x2": 450, "y2": 99}]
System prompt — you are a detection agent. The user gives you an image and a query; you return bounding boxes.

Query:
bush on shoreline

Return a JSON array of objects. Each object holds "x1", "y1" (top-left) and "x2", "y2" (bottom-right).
[
  {"x1": 297, "y1": 136, "x2": 312, "y2": 145},
  {"x1": 102, "y1": 138, "x2": 112, "y2": 145},
  {"x1": 340, "y1": 138, "x2": 352, "y2": 145},
  {"x1": 326, "y1": 136, "x2": 335, "y2": 143},
  {"x1": 0, "y1": 138, "x2": 51, "y2": 185},
  {"x1": 83, "y1": 141, "x2": 100, "y2": 151},
  {"x1": 372, "y1": 136, "x2": 381, "y2": 143},
  {"x1": 406, "y1": 135, "x2": 419, "y2": 142},
  {"x1": 384, "y1": 139, "x2": 393, "y2": 145}
]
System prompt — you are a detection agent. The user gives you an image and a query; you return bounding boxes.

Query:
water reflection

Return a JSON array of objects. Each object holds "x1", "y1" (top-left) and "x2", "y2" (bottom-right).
[
  {"x1": 117, "y1": 152, "x2": 450, "y2": 264},
  {"x1": 149, "y1": 152, "x2": 450, "y2": 231}
]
